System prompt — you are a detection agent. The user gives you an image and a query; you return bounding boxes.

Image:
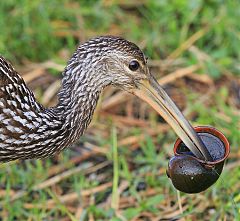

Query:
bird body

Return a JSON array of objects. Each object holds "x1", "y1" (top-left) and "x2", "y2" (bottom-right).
[{"x1": 0, "y1": 36, "x2": 211, "y2": 162}]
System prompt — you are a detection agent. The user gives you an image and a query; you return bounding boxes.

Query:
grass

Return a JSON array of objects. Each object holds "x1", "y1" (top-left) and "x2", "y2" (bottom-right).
[{"x1": 0, "y1": 0, "x2": 240, "y2": 220}]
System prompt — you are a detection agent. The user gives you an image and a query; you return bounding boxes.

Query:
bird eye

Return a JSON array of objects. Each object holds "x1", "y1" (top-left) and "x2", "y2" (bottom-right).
[{"x1": 129, "y1": 60, "x2": 140, "y2": 71}]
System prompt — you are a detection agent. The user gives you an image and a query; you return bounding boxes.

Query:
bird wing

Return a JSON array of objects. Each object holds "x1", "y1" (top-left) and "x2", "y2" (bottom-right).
[
  {"x1": 0, "y1": 56, "x2": 46, "y2": 160},
  {"x1": 0, "y1": 56, "x2": 43, "y2": 112},
  {"x1": 0, "y1": 56, "x2": 67, "y2": 162}
]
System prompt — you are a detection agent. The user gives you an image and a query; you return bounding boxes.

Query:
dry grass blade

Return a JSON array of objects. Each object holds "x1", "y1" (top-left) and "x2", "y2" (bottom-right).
[
  {"x1": 32, "y1": 163, "x2": 92, "y2": 191},
  {"x1": 101, "y1": 91, "x2": 129, "y2": 110},
  {"x1": 47, "y1": 149, "x2": 104, "y2": 177},
  {"x1": 167, "y1": 27, "x2": 210, "y2": 60},
  {"x1": 101, "y1": 113, "x2": 149, "y2": 127},
  {"x1": 187, "y1": 73, "x2": 214, "y2": 85},
  {"x1": 22, "y1": 68, "x2": 46, "y2": 83},
  {"x1": 158, "y1": 65, "x2": 200, "y2": 85},
  {"x1": 37, "y1": 182, "x2": 112, "y2": 207},
  {"x1": 42, "y1": 80, "x2": 61, "y2": 106}
]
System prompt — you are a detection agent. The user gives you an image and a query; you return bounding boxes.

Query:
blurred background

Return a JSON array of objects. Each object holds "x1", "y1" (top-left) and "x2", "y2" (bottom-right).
[{"x1": 0, "y1": 0, "x2": 239, "y2": 220}]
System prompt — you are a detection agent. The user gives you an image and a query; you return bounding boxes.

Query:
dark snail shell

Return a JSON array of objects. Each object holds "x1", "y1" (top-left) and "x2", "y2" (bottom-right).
[
  {"x1": 167, "y1": 155, "x2": 224, "y2": 194},
  {"x1": 167, "y1": 126, "x2": 230, "y2": 194}
]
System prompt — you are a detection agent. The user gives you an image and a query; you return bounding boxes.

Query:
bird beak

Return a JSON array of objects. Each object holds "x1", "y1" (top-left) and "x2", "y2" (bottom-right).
[{"x1": 132, "y1": 74, "x2": 212, "y2": 161}]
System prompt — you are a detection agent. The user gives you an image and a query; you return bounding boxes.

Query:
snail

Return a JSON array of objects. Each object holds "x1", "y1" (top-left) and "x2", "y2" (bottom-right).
[{"x1": 167, "y1": 126, "x2": 230, "y2": 194}]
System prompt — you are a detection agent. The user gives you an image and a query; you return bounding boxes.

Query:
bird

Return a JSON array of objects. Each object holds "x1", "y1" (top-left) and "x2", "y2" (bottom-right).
[{"x1": 0, "y1": 36, "x2": 212, "y2": 163}]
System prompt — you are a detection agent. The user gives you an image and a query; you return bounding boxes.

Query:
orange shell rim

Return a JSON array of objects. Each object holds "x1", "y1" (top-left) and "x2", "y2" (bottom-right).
[{"x1": 173, "y1": 126, "x2": 230, "y2": 165}]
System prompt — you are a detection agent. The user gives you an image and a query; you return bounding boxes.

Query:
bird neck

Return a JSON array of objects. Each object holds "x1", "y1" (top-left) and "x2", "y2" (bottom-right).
[
  {"x1": 39, "y1": 46, "x2": 114, "y2": 156},
  {"x1": 52, "y1": 76, "x2": 101, "y2": 146},
  {"x1": 53, "y1": 53, "x2": 110, "y2": 141}
]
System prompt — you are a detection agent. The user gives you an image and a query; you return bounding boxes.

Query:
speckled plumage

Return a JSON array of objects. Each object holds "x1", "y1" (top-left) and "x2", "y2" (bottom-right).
[{"x1": 0, "y1": 36, "x2": 147, "y2": 162}]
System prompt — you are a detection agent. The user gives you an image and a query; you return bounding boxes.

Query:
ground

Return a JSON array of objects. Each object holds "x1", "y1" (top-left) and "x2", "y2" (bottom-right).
[{"x1": 0, "y1": 1, "x2": 239, "y2": 220}]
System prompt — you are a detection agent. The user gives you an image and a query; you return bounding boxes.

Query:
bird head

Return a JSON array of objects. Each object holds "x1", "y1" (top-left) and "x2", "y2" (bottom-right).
[{"x1": 96, "y1": 36, "x2": 211, "y2": 161}]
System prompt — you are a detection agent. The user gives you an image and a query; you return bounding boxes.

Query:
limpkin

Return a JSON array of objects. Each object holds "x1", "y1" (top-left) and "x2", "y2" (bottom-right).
[{"x1": 0, "y1": 36, "x2": 212, "y2": 162}]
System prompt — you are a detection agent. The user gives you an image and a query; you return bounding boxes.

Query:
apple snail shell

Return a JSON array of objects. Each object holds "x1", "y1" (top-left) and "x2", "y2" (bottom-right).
[{"x1": 166, "y1": 126, "x2": 230, "y2": 194}]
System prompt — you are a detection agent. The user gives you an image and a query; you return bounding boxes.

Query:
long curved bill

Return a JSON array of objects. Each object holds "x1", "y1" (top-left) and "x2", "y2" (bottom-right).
[{"x1": 132, "y1": 75, "x2": 212, "y2": 161}]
